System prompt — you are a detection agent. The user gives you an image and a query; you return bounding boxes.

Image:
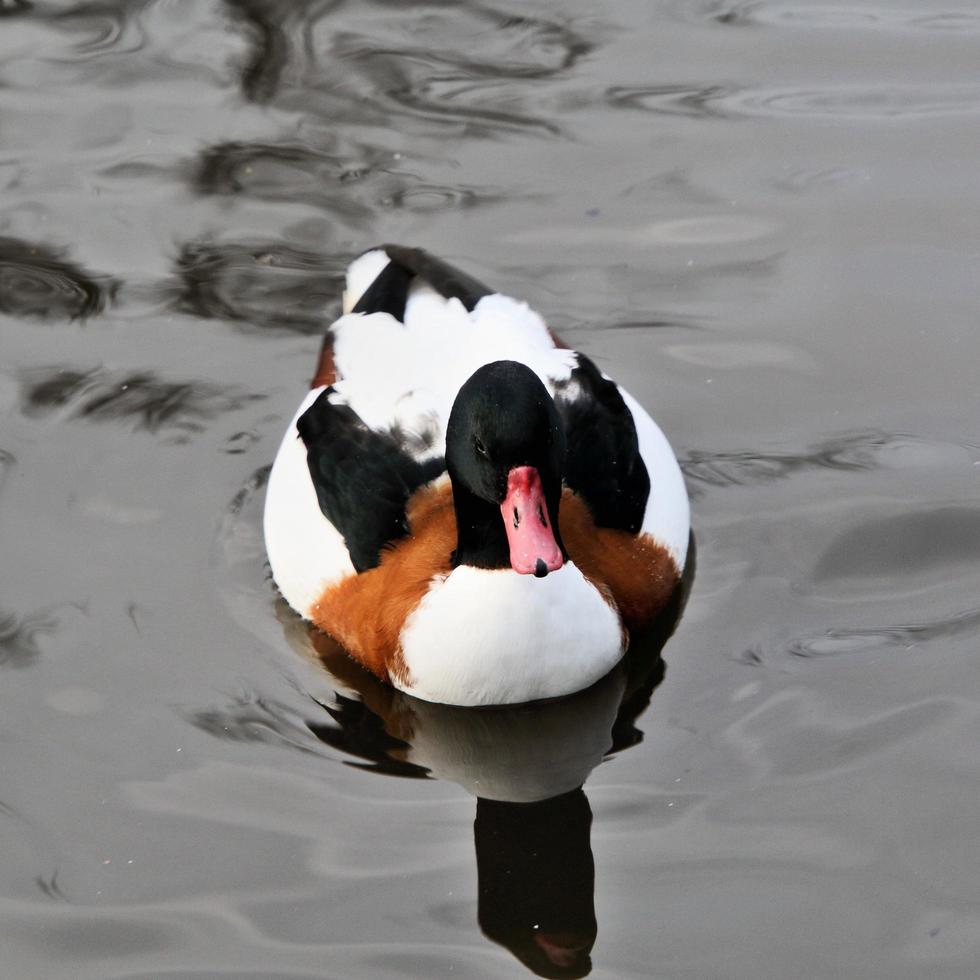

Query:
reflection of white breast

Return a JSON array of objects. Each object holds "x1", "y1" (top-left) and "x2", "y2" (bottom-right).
[
  {"x1": 396, "y1": 563, "x2": 625, "y2": 707},
  {"x1": 403, "y1": 667, "x2": 628, "y2": 802}
]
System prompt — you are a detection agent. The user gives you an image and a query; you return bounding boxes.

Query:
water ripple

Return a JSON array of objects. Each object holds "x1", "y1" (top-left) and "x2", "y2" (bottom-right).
[
  {"x1": 173, "y1": 240, "x2": 345, "y2": 333},
  {"x1": 371, "y1": 71, "x2": 563, "y2": 136},
  {"x1": 727, "y1": 692, "x2": 959, "y2": 779},
  {"x1": 0, "y1": 0, "x2": 148, "y2": 63},
  {"x1": 0, "y1": 238, "x2": 117, "y2": 320},
  {"x1": 54, "y1": 3, "x2": 134, "y2": 57},
  {"x1": 608, "y1": 82, "x2": 980, "y2": 120},
  {"x1": 789, "y1": 607, "x2": 980, "y2": 658},
  {"x1": 381, "y1": 183, "x2": 497, "y2": 212},
  {"x1": 331, "y1": 6, "x2": 591, "y2": 81},
  {"x1": 773, "y1": 165, "x2": 872, "y2": 193},
  {"x1": 218, "y1": 0, "x2": 583, "y2": 135},
  {"x1": 191, "y1": 139, "x2": 509, "y2": 217},
  {"x1": 192, "y1": 140, "x2": 384, "y2": 218},
  {"x1": 706, "y1": 1, "x2": 980, "y2": 33},
  {"x1": 22, "y1": 367, "x2": 263, "y2": 435},
  {"x1": 742, "y1": 606, "x2": 980, "y2": 665},
  {"x1": 607, "y1": 83, "x2": 734, "y2": 118},
  {"x1": 681, "y1": 430, "x2": 894, "y2": 494},
  {"x1": 185, "y1": 693, "x2": 330, "y2": 758},
  {"x1": 739, "y1": 85, "x2": 980, "y2": 119}
]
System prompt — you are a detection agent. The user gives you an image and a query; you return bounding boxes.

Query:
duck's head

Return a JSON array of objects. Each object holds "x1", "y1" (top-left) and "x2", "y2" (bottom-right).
[{"x1": 446, "y1": 360, "x2": 567, "y2": 577}]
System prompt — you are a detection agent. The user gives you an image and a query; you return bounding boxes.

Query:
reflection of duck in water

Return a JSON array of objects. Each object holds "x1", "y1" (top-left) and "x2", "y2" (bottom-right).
[
  {"x1": 280, "y1": 575, "x2": 687, "y2": 977},
  {"x1": 476, "y1": 790, "x2": 596, "y2": 979},
  {"x1": 264, "y1": 245, "x2": 690, "y2": 706}
]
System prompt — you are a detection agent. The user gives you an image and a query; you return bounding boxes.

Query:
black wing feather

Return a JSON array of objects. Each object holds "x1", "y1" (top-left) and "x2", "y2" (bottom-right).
[
  {"x1": 554, "y1": 354, "x2": 650, "y2": 533},
  {"x1": 351, "y1": 244, "x2": 493, "y2": 320},
  {"x1": 297, "y1": 389, "x2": 445, "y2": 573},
  {"x1": 351, "y1": 258, "x2": 414, "y2": 321},
  {"x1": 381, "y1": 244, "x2": 493, "y2": 312}
]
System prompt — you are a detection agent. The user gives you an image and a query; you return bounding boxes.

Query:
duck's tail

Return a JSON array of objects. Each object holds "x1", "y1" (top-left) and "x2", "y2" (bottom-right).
[
  {"x1": 342, "y1": 244, "x2": 493, "y2": 319},
  {"x1": 342, "y1": 248, "x2": 392, "y2": 314}
]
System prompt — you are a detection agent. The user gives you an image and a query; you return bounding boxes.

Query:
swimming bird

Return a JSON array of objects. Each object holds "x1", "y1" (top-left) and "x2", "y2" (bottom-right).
[{"x1": 263, "y1": 245, "x2": 690, "y2": 706}]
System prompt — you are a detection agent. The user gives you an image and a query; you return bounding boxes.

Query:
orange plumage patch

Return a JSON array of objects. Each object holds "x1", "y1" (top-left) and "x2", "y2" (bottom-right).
[
  {"x1": 310, "y1": 331, "x2": 337, "y2": 388},
  {"x1": 311, "y1": 482, "x2": 456, "y2": 684},
  {"x1": 311, "y1": 485, "x2": 680, "y2": 682},
  {"x1": 558, "y1": 493, "x2": 680, "y2": 632}
]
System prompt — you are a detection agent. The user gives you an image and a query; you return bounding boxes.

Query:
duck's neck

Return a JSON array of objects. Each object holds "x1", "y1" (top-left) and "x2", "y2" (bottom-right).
[
  {"x1": 450, "y1": 483, "x2": 511, "y2": 570},
  {"x1": 449, "y1": 479, "x2": 567, "y2": 571}
]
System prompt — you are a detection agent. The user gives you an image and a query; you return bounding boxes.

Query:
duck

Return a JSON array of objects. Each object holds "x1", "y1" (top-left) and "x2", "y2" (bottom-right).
[{"x1": 263, "y1": 244, "x2": 690, "y2": 707}]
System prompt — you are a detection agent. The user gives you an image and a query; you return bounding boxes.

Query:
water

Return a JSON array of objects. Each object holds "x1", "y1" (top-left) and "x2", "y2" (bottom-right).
[{"x1": 2, "y1": 1, "x2": 979, "y2": 976}]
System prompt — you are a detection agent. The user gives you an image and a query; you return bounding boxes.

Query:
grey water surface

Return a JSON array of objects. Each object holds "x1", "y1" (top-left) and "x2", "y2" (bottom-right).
[{"x1": 2, "y1": 1, "x2": 980, "y2": 977}]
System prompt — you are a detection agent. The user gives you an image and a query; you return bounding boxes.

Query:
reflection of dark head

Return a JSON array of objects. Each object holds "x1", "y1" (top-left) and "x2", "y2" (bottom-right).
[{"x1": 476, "y1": 789, "x2": 595, "y2": 978}]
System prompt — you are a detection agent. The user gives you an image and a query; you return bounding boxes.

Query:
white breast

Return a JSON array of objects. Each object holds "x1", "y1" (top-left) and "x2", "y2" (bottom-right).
[{"x1": 395, "y1": 563, "x2": 625, "y2": 707}]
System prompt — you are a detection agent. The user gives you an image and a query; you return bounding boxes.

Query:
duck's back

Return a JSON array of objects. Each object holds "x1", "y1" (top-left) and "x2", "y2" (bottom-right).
[{"x1": 327, "y1": 247, "x2": 580, "y2": 458}]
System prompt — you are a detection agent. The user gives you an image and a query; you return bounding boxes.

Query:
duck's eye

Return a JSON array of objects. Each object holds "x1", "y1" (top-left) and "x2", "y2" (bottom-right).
[{"x1": 474, "y1": 438, "x2": 489, "y2": 458}]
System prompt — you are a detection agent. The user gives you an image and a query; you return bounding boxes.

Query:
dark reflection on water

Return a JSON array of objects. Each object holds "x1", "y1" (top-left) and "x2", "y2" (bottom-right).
[
  {"x1": 22, "y1": 368, "x2": 264, "y2": 435},
  {"x1": 0, "y1": 238, "x2": 116, "y2": 321},
  {"x1": 0, "y1": 1, "x2": 32, "y2": 19},
  {"x1": 173, "y1": 241, "x2": 345, "y2": 333},
  {"x1": 0, "y1": 609, "x2": 57, "y2": 668},
  {"x1": 476, "y1": 791, "x2": 595, "y2": 979},
  {"x1": 222, "y1": 0, "x2": 299, "y2": 102},
  {"x1": 308, "y1": 690, "x2": 431, "y2": 780}
]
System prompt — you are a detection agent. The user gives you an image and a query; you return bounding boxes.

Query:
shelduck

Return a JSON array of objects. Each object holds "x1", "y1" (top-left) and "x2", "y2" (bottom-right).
[{"x1": 264, "y1": 245, "x2": 690, "y2": 706}]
